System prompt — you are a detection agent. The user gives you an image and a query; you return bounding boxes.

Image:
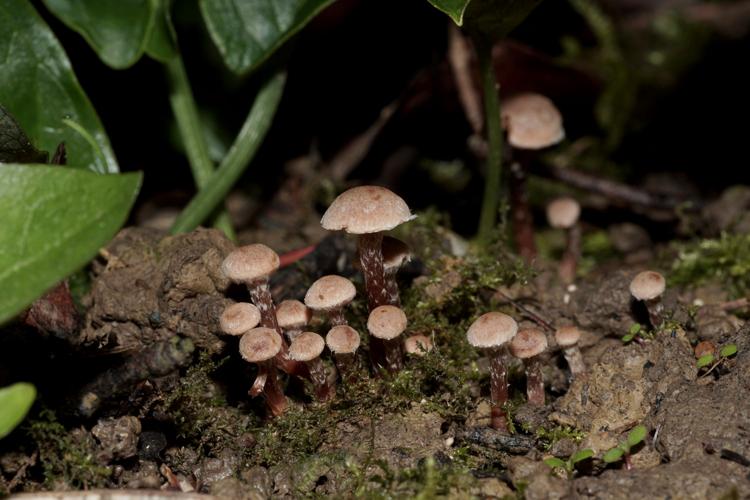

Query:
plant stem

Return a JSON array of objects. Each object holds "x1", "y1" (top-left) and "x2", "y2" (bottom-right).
[
  {"x1": 476, "y1": 39, "x2": 503, "y2": 246},
  {"x1": 170, "y1": 71, "x2": 286, "y2": 235},
  {"x1": 164, "y1": 53, "x2": 235, "y2": 239}
]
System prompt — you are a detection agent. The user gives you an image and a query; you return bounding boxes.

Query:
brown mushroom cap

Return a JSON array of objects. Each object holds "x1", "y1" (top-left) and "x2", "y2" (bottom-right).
[
  {"x1": 510, "y1": 328, "x2": 548, "y2": 359},
  {"x1": 629, "y1": 271, "x2": 666, "y2": 301},
  {"x1": 221, "y1": 244, "x2": 280, "y2": 283},
  {"x1": 404, "y1": 334, "x2": 434, "y2": 356},
  {"x1": 554, "y1": 325, "x2": 581, "y2": 348},
  {"x1": 501, "y1": 93, "x2": 564, "y2": 150},
  {"x1": 239, "y1": 327, "x2": 282, "y2": 363},
  {"x1": 367, "y1": 305, "x2": 407, "y2": 340},
  {"x1": 320, "y1": 186, "x2": 415, "y2": 234},
  {"x1": 326, "y1": 325, "x2": 361, "y2": 354},
  {"x1": 220, "y1": 302, "x2": 261, "y2": 336},
  {"x1": 288, "y1": 331, "x2": 325, "y2": 362},
  {"x1": 382, "y1": 236, "x2": 412, "y2": 271},
  {"x1": 546, "y1": 197, "x2": 581, "y2": 229},
  {"x1": 276, "y1": 300, "x2": 312, "y2": 329},
  {"x1": 304, "y1": 275, "x2": 356, "y2": 311},
  {"x1": 466, "y1": 312, "x2": 518, "y2": 349}
]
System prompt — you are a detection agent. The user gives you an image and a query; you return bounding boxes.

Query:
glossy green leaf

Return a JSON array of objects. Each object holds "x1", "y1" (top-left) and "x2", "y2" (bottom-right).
[
  {"x1": 543, "y1": 457, "x2": 566, "y2": 468},
  {"x1": 0, "y1": 106, "x2": 49, "y2": 164},
  {"x1": 602, "y1": 446, "x2": 624, "y2": 463},
  {"x1": 696, "y1": 353, "x2": 714, "y2": 368},
  {"x1": 626, "y1": 425, "x2": 647, "y2": 447},
  {"x1": 427, "y1": 0, "x2": 470, "y2": 25},
  {"x1": 42, "y1": 0, "x2": 157, "y2": 69},
  {"x1": 199, "y1": 0, "x2": 335, "y2": 74},
  {"x1": 145, "y1": 0, "x2": 177, "y2": 62},
  {"x1": 0, "y1": 383, "x2": 36, "y2": 439},
  {"x1": 0, "y1": 165, "x2": 141, "y2": 324},
  {"x1": 571, "y1": 448, "x2": 594, "y2": 464},
  {"x1": 720, "y1": 344, "x2": 738, "y2": 358},
  {"x1": 463, "y1": 0, "x2": 543, "y2": 41},
  {"x1": 0, "y1": 0, "x2": 118, "y2": 173}
]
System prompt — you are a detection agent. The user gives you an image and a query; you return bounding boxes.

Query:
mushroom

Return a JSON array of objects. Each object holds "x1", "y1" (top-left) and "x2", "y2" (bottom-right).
[
  {"x1": 289, "y1": 332, "x2": 333, "y2": 401},
  {"x1": 403, "y1": 334, "x2": 434, "y2": 357},
  {"x1": 367, "y1": 305, "x2": 408, "y2": 372},
  {"x1": 466, "y1": 312, "x2": 518, "y2": 431},
  {"x1": 219, "y1": 302, "x2": 261, "y2": 336},
  {"x1": 629, "y1": 271, "x2": 666, "y2": 327},
  {"x1": 546, "y1": 197, "x2": 581, "y2": 284},
  {"x1": 509, "y1": 327, "x2": 549, "y2": 406},
  {"x1": 326, "y1": 325, "x2": 361, "y2": 382},
  {"x1": 276, "y1": 300, "x2": 312, "y2": 342},
  {"x1": 320, "y1": 186, "x2": 415, "y2": 310},
  {"x1": 382, "y1": 236, "x2": 411, "y2": 306},
  {"x1": 501, "y1": 93, "x2": 565, "y2": 262},
  {"x1": 239, "y1": 327, "x2": 287, "y2": 417},
  {"x1": 554, "y1": 325, "x2": 585, "y2": 378},
  {"x1": 304, "y1": 275, "x2": 356, "y2": 327}
]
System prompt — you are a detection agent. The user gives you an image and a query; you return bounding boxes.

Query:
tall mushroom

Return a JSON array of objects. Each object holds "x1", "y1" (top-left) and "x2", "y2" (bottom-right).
[
  {"x1": 239, "y1": 327, "x2": 287, "y2": 417},
  {"x1": 466, "y1": 312, "x2": 518, "y2": 431},
  {"x1": 289, "y1": 332, "x2": 333, "y2": 401},
  {"x1": 555, "y1": 325, "x2": 585, "y2": 378},
  {"x1": 326, "y1": 325, "x2": 361, "y2": 382},
  {"x1": 510, "y1": 328, "x2": 549, "y2": 406},
  {"x1": 276, "y1": 299, "x2": 311, "y2": 342},
  {"x1": 546, "y1": 197, "x2": 581, "y2": 284},
  {"x1": 629, "y1": 271, "x2": 666, "y2": 328},
  {"x1": 367, "y1": 305, "x2": 407, "y2": 372},
  {"x1": 219, "y1": 302, "x2": 261, "y2": 336},
  {"x1": 501, "y1": 93, "x2": 565, "y2": 262},
  {"x1": 304, "y1": 275, "x2": 356, "y2": 327}
]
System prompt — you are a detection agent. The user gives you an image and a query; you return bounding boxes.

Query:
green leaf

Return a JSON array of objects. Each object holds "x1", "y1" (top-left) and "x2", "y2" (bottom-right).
[
  {"x1": 0, "y1": 383, "x2": 36, "y2": 439},
  {"x1": 0, "y1": 0, "x2": 118, "y2": 173},
  {"x1": 199, "y1": 0, "x2": 335, "y2": 74},
  {"x1": 629, "y1": 323, "x2": 642, "y2": 335},
  {"x1": 543, "y1": 457, "x2": 566, "y2": 468},
  {"x1": 720, "y1": 344, "x2": 738, "y2": 358},
  {"x1": 602, "y1": 447, "x2": 624, "y2": 463},
  {"x1": 463, "y1": 0, "x2": 543, "y2": 42},
  {"x1": 696, "y1": 353, "x2": 715, "y2": 368},
  {"x1": 42, "y1": 0, "x2": 157, "y2": 69},
  {"x1": 145, "y1": 0, "x2": 177, "y2": 62},
  {"x1": 571, "y1": 448, "x2": 594, "y2": 464},
  {"x1": 622, "y1": 332, "x2": 635, "y2": 343},
  {"x1": 0, "y1": 106, "x2": 49, "y2": 164},
  {"x1": 627, "y1": 425, "x2": 647, "y2": 447},
  {"x1": 0, "y1": 165, "x2": 141, "y2": 324},
  {"x1": 426, "y1": 0, "x2": 471, "y2": 25}
]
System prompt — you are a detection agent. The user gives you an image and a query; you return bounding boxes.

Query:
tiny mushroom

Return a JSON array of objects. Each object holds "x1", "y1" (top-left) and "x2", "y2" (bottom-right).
[
  {"x1": 466, "y1": 312, "x2": 518, "y2": 431},
  {"x1": 289, "y1": 332, "x2": 333, "y2": 401},
  {"x1": 404, "y1": 334, "x2": 434, "y2": 357},
  {"x1": 629, "y1": 271, "x2": 666, "y2": 327},
  {"x1": 239, "y1": 327, "x2": 287, "y2": 417},
  {"x1": 367, "y1": 305, "x2": 408, "y2": 372},
  {"x1": 326, "y1": 325, "x2": 361, "y2": 381},
  {"x1": 546, "y1": 197, "x2": 582, "y2": 284},
  {"x1": 304, "y1": 275, "x2": 356, "y2": 327},
  {"x1": 510, "y1": 327, "x2": 549, "y2": 406},
  {"x1": 276, "y1": 299, "x2": 312, "y2": 342},
  {"x1": 219, "y1": 302, "x2": 261, "y2": 336},
  {"x1": 554, "y1": 325, "x2": 586, "y2": 378}
]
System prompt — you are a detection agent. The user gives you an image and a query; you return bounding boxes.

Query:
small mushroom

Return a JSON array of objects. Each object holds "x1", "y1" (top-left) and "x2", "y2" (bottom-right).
[
  {"x1": 289, "y1": 332, "x2": 333, "y2": 401},
  {"x1": 367, "y1": 305, "x2": 407, "y2": 372},
  {"x1": 239, "y1": 327, "x2": 287, "y2": 417},
  {"x1": 219, "y1": 302, "x2": 261, "y2": 336},
  {"x1": 546, "y1": 197, "x2": 581, "y2": 284},
  {"x1": 304, "y1": 275, "x2": 356, "y2": 327},
  {"x1": 629, "y1": 271, "x2": 666, "y2": 327},
  {"x1": 510, "y1": 327, "x2": 548, "y2": 406},
  {"x1": 326, "y1": 325, "x2": 361, "y2": 382},
  {"x1": 276, "y1": 300, "x2": 312, "y2": 342},
  {"x1": 466, "y1": 312, "x2": 518, "y2": 430},
  {"x1": 554, "y1": 325, "x2": 585, "y2": 378},
  {"x1": 403, "y1": 334, "x2": 434, "y2": 357}
]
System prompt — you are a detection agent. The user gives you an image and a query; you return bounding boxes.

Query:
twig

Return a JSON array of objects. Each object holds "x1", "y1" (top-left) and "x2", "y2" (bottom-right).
[
  {"x1": 717, "y1": 297, "x2": 749, "y2": 311},
  {"x1": 494, "y1": 289, "x2": 554, "y2": 333}
]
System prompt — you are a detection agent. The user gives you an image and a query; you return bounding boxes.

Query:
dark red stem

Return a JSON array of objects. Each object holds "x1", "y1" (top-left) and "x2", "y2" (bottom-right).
[
  {"x1": 328, "y1": 307, "x2": 348, "y2": 327},
  {"x1": 509, "y1": 161, "x2": 537, "y2": 263},
  {"x1": 525, "y1": 357, "x2": 545, "y2": 406},
  {"x1": 489, "y1": 351, "x2": 509, "y2": 431}
]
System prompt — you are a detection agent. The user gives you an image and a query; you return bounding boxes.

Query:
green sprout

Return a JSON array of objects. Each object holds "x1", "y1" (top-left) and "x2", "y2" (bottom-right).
[
  {"x1": 602, "y1": 425, "x2": 647, "y2": 470},
  {"x1": 543, "y1": 448, "x2": 594, "y2": 478},
  {"x1": 697, "y1": 344, "x2": 738, "y2": 377},
  {"x1": 622, "y1": 323, "x2": 653, "y2": 344}
]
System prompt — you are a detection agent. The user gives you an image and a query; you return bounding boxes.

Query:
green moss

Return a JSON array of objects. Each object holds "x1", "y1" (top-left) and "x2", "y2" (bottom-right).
[{"x1": 532, "y1": 425, "x2": 586, "y2": 451}]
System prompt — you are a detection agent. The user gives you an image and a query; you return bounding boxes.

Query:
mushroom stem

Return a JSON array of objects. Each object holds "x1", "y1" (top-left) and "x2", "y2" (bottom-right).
[
  {"x1": 385, "y1": 268, "x2": 401, "y2": 307},
  {"x1": 358, "y1": 233, "x2": 389, "y2": 310},
  {"x1": 332, "y1": 353, "x2": 358, "y2": 382},
  {"x1": 249, "y1": 361, "x2": 287, "y2": 417},
  {"x1": 559, "y1": 223, "x2": 581, "y2": 284},
  {"x1": 524, "y1": 357, "x2": 545, "y2": 406},
  {"x1": 489, "y1": 351, "x2": 509, "y2": 431},
  {"x1": 328, "y1": 307, "x2": 347, "y2": 327},
  {"x1": 644, "y1": 297, "x2": 663, "y2": 328},
  {"x1": 306, "y1": 357, "x2": 334, "y2": 401},
  {"x1": 284, "y1": 328, "x2": 303, "y2": 343},
  {"x1": 382, "y1": 338, "x2": 403, "y2": 372},
  {"x1": 563, "y1": 346, "x2": 586, "y2": 377},
  {"x1": 509, "y1": 160, "x2": 537, "y2": 263}
]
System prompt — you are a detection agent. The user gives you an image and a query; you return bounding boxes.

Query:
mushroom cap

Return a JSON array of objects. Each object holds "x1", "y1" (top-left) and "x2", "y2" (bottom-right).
[
  {"x1": 220, "y1": 302, "x2": 261, "y2": 336},
  {"x1": 320, "y1": 185, "x2": 415, "y2": 234},
  {"x1": 629, "y1": 271, "x2": 666, "y2": 301},
  {"x1": 501, "y1": 93, "x2": 565, "y2": 150},
  {"x1": 276, "y1": 300, "x2": 311, "y2": 329},
  {"x1": 382, "y1": 236, "x2": 412, "y2": 271},
  {"x1": 546, "y1": 197, "x2": 581, "y2": 229},
  {"x1": 326, "y1": 325, "x2": 361, "y2": 354},
  {"x1": 510, "y1": 328, "x2": 548, "y2": 359},
  {"x1": 404, "y1": 334, "x2": 434, "y2": 356},
  {"x1": 239, "y1": 327, "x2": 282, "y2": 363},
  {"x1": 466, "y1": 312, "x2": 518, "y2": 348},
  {"x1": 221, "y1": 244, "x2": 280, "y2": 283},
  {"x1": 367, "y1": 305, "x2": 407, "y2": 340},
  {"x1": 304, "y1": 275, "x2": 356, "y2": 311},
  {"x1": 555, "y1": 325, "x2": 581, "y2": 347},
  {"x1": 288, "y1": 331, "x2": 325, "y2": 362}
]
